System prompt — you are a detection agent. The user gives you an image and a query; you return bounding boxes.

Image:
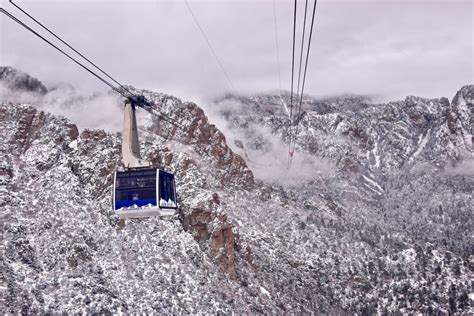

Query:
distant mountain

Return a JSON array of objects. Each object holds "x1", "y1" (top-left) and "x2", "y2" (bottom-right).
[
  {"x1": 216, "y1": 87, "x2": 473, "y2": 257},
  {"x1": 0, "y1": 66, "x2": 47, "y2": 95},
  {"x1": 1, "y1": 68, "x2": 472, "y2": 314}
]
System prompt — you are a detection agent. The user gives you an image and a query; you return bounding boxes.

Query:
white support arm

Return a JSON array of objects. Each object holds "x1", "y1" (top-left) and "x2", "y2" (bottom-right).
[{"x1": 122, "y1": 101, "x2": 152, "y2": 168}]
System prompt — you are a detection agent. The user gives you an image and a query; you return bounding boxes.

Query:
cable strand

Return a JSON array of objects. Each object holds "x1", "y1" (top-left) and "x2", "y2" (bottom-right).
[
  {"x1": 294, "y1": 0, "x2": 309, "y2": 122},
  {"x1": 289, "y1": 0, "x2": 297, "y2": 123},
  {"x1": 272, "y1": 0, "x2": 284, "y2": 114},
  {"x1": 0, "y1": 8, "x2": 128, "y2": 99},
  {"x1": 287, "y1": 0, "x2": 298, "y2": 168},
  {"x1": 184, "y1": 0, "x2": 235, "y2": 92},
  {"x1": 291, "y1": 0, "x2": 318, "y2": 154},
  {"x1": 9, "y1": 0, "x2": 135, "y2": 98},
  {"x1": 289, "y1": 0, "x2": 308, "y2": 156},
  {"x1": 2, "y1": 8, "x2": 189, "y2": 133}
]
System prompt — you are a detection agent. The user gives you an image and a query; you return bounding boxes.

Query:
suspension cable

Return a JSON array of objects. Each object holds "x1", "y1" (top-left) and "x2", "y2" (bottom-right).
[
  {"x1": 294, "y1": 0, "x2": 309, "y2": 120},
  {"x1": 154, "y1": 112, "x2": 188, "y2": 133},
  {"x1": 184, "y1": 0, "x2": 236, "y2": 92},
  {"x1": 0, "y1": 8, "x2": 129, "y2": 99},
  {"x1": 288, "y1": 0, "x2": 298, "y2": 123},
  {"x1": 290, "y1": 0, "x2": 318, "y2": 155},
  {"x1": 9, "y1": 0, "x2": 135, "y2": 99},
  {"x1": 290, "y1": 0, "x2": 308, "y2": 157},
  {"x1": 287, "y1": 0, "x2": 298, "y2": 168},
  {"x1": 2, "y1": 8, "x2": 190, "y2": 134},
  {"x1": 272, "y1": 0, "x2": 284, "y2": 114}
]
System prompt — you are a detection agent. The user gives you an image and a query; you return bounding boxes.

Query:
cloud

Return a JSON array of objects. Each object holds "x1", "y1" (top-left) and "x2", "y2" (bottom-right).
[
  {"x1": 1, "y1": 0, "x2": 471, "y2": 103},
  {"x1": 238, "y1": 125, "x2": 336, "y2": 186},
  {"x1": 200, "y1": 97, "x2": 336, "y2": 186},
  {"x1": 446, "y1": 158, "x2": 474, "y2": 176},
  {"x1": 1, "y1": 82, "x2": 124, "y2": 133}
]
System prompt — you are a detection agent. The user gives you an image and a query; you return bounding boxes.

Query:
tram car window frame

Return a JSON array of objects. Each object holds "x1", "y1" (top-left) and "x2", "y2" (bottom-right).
[{"x1": 113, "y1": 168, "x2": 178, "y2": 212}]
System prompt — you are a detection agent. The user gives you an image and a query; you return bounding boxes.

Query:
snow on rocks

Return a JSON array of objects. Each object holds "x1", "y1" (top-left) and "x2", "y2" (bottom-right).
[{"x1": 1, "y1": 79, "x2": 473, "y2": 314}]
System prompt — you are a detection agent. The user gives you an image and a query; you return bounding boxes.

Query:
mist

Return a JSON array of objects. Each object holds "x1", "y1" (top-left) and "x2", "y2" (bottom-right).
[
  {"x1": 1, "y1": 0, "x2": 472, "y2": 185},
  {"x1": 0, "y1": 82, "x2": 124, "y2": 133},
  {"x1": 446, "y1": 158, "x2": 474, "y2": 176},
  {"x1": 200, "y1": 97, "x2": 336, "y2": 186},
  {"x1": 1, "y1": 0, "x2": 472, "y2": 102}
]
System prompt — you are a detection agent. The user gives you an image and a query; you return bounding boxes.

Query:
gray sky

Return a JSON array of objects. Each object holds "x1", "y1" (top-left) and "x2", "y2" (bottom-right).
[{"x1": 1, "y1": 0, "x2": 473, "y2": 103}]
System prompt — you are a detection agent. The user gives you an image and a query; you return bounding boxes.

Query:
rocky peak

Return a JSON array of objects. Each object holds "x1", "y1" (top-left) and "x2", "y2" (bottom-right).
[
  {"x1": 129, "y1": 87, "x2": 254, "y2": 190},
  {"x1": 447, "y1": 85, "x2": 473, "y2": 151},
  {"x1": 0, "y1": 66, "x2": 48, "y2": 95}
]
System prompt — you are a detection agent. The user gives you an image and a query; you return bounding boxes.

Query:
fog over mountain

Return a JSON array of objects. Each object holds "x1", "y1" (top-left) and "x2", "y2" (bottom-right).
[
  {"x1": 1, "y1": 66, "x2": 473, "y2": 314},
  {"x1": 1, "y1": 0, "x2": 472, "y2": 101}
]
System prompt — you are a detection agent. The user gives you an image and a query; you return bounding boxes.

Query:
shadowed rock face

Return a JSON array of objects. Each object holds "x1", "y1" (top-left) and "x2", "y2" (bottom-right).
[
  {"x1": 181, "y1": 193, "x2": 237, "y2": 280},
  {"x1": 448, "y1": 85, "x2": 474, "y2": 151},
  {"x1": 1, "y1": 69, "x2": 473, "y2": 314},
  {"x1": 0, "y1": 66, "x2": 48, "y2": 95}
]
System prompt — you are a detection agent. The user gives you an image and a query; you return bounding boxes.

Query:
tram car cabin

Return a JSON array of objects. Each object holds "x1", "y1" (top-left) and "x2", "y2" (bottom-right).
[{"x1": 113, "y1": 168, "x2": 177, "y2": 218}]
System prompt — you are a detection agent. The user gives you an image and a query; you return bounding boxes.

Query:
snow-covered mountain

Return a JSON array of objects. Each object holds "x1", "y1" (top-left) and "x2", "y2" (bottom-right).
[
  {"x1": 0, "y1": 66, "x2": 47, "y2": 95},
  {"x1": 1, "y1": 67, "x2": 472, "y2": 314},
  {"x1": 216, "y1": 88, "x2": 473, "y2": 257}
]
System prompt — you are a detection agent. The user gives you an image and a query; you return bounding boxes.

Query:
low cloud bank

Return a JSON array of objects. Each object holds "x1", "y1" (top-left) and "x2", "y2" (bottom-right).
[
  {"x1": 200, "y1": 97, "x2": 336, "y2": 186},
  {"x1": 1, "y1": 80, "x2": 335, "y2": 186},
  {"x1": 446, "y1": 158, "x2": 474, "y2": 176},
  {"x1": 1, "y1": 83, "x2": 124, "y2": 133}
]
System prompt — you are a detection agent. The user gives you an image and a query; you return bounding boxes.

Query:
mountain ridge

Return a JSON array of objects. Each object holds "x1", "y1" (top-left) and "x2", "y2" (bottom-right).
[{"x1": 1, "y1": 67, "x2": 472, "y2": 314}]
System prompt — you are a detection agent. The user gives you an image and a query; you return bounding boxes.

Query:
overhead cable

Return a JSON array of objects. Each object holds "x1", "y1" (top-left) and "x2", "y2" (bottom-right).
[
  {"x1": 0, "y1": 8, "x2": 128, "y2": 99},
  {"x1": 287, "y1": 0, "x2": 298, "y2": 168},
  {"x1": 9, "y1": 0, "x2": 135, "y2": 98},
  {"x1": 294, "y1": 0, "x2": 309, "y2": 118},
  {"x1": 184, "y1": 0, "x2": 236, "y2": 92},
  {"x1": 154, "y1": 112, "x2": 188, "y2": 132},
  {"x1": 1, "y1": 8, "x2": 188, "y2": 133},
  {"x1": 289, "y1": 0, "x2": 298, "y2": 123},
  {"x1": 272, "y1": 0, "x2": 285, "y2": 114},
  {"x1": 291, "y1": 0, "x2": 318, "y2": 154},
  {"x1": 289, "y1": 0, "x2": 308, "y2": 158}
]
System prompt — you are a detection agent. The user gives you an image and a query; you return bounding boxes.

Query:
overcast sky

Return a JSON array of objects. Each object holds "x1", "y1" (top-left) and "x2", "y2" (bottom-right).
[{"x1": 1, "y1": 0, "x2": 473, "y2": 103}]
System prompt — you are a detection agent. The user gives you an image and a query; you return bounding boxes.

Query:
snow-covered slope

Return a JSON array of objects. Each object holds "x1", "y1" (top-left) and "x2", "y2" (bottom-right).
[
  {"x1": 216, "y1": 87, "x2": 474, "y2": 257},
  {"x1": 1, "y1": 68, "x2": 472, "y2": 314}
]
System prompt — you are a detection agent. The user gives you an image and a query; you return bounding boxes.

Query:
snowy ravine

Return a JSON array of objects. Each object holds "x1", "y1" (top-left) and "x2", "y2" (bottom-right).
[{"x1": 1, "y1": 68, "x2": 473, "y2": 314}]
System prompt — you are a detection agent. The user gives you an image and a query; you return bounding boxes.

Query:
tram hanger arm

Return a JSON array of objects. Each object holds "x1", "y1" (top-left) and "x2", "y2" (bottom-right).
[{"x1": 127, "y1": 95, "x2": 152, "y2": 108}]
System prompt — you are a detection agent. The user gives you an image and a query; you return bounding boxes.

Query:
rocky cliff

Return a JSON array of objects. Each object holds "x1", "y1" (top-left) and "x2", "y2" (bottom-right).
[{"x1": 0, "y1": 66, "x2": 47, "y2": 95}]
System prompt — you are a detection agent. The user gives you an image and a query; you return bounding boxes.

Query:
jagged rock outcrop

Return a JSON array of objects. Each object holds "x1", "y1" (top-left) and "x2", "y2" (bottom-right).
[
  {"x1": 181, "y1": 193, "x2": 236, "y2": 279},
  {"x1": 0, "y1": 66, "x2": 47, "y2": 95},
  {"x1": 448, "y1": 85, "x2": 474, "y2": 151},
  {"x1": 139, "y1": 90, "x2": 254, "y2": 190}
]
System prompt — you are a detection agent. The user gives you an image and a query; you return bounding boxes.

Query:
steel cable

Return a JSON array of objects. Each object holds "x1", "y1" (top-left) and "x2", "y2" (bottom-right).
[
  {"x1": 184, "y1": 0, "x2": 236, "y2": 92},
  {"x1": 0, "y1": 8, "x2": 128, "y2": 99},
  {"x1": 287, "y1": 0, "x2": 298, "y2": 168},
  {"x1": 290, "y1": 0, "x2": 318, "y2": 154},
  {"x1": 2, "y1": 8, "x2": 189, "y2": 134},
  {"x1": 288, "y1": 0, "x2": 298, "y2": 123},
  {"x1": 9, "y1": 0, "x2": 135, "y2": 99},
  {"x1": 294, "y1": 0, "x2": 309, "y2": 122},
  {"x1": 289, "y1": 0, "x2": 308, "y2": 163},
  {"x1": 272, "y1": 0, "x2": 284, "y2": 114}
]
